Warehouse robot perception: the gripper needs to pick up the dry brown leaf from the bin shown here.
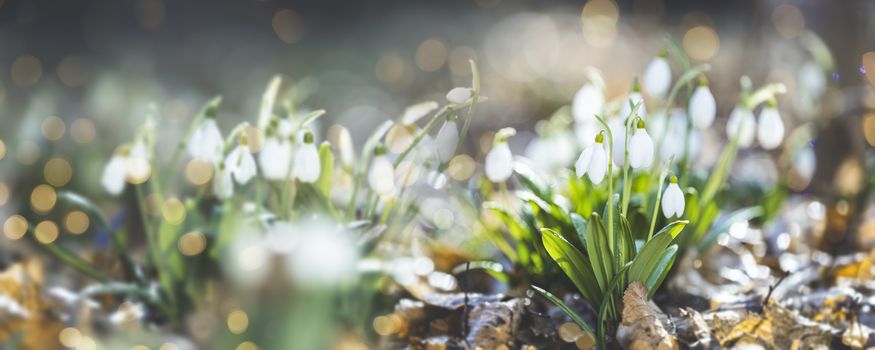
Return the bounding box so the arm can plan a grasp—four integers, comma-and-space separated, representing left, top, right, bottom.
707, 299, 834, 349
616, 282, 679, 350
0, 259, 63, 349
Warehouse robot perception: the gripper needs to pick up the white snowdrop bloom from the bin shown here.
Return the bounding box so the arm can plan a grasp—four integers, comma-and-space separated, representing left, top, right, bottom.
575, 132, 608, 184
642, 54, 671, 97
446, 87, 473, 104
292, 131, 321, 183
661, 176, 685, 218
572, 83, 605, 125
187, 118, 224, 163
213, 162, 234, 199
620, 83, 647, 120
484, 128, 516, 183
276, 118, 295, 139
757, 102, 785, 150
401, 101, 439, 124
225, 144, 257, 185
659, 110, 702, 161
259, 136, 293, 180
101, 155, 127, 195
689, 82, 717, 129
434, 118, 459, 163
333, 125, 356, 171
628, 119, 654, 169
525, 132, 577, 172
726, 105, 756, 148
369, 145, 396, 196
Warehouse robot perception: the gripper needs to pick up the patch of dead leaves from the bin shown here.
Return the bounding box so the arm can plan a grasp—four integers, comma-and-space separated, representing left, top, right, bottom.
0, 259, 63, 349
616, 282, 679, 350
707, 299, 835, 349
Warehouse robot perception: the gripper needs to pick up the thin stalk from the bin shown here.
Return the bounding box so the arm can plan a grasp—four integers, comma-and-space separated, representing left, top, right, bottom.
41, 240, 112, 282
648, 159, 673, 240
593, 115, 615, 258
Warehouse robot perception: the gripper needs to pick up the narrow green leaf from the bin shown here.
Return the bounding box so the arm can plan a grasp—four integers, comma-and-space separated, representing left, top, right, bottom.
315, 142, 334, 198
629, 220, 687, 283
541, 228, 601, 303
645, 245, 678, 298
585, 213, 613, 292
513, 160, 553, 201
531, 285, 595, 337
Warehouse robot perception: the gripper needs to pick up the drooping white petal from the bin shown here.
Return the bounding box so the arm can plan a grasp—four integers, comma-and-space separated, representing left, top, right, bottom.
485, 142, 513, 182
187, 119, 224, 163
587, 144, 607, 184
619, 92, 647, 120
214, 164, 234, 199
259, 138, 293, 180
662, 183, 684, 218
689, 86, 716, 129
572, 83, 605, 124
277, 119, 295, 139
757, 107, 785, 150
574, 144, 595, 178
434, 120, 459, 163
334, 126, 356, 170
642, 57, 671, 97
446, 87, 473, 104
101, 156, 127, 195
368, 155, 396, 196
292, 143, 321, 183
401, 101, 439, 125
629, 128, 654, 169
226, 145, 257, 185
726, 106, 756, 148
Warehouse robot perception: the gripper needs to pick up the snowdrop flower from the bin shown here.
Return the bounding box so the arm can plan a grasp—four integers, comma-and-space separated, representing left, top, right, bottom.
213, 162, 234, 199
689, 78, 717, 129
259, 127, 293, 180
659, 109, 702, 161
628, 119, 654, 169
661, 176, 685, 218
446, 87, 473, 104
525, 131, 577, 172
225, 134, 257, 185
620, 79, 647, 120
726, 105, 756, 148
292, 131, 321, 183
642, 51, 671, 97
575, 131, 608, 184
101, 154, 127, 195
368, 144, 396, 196
484, 128, 515, 183
434, 116, 459, 163
187, 117, 224, 163
572, 83, 605, 142
757, 100, 785, 150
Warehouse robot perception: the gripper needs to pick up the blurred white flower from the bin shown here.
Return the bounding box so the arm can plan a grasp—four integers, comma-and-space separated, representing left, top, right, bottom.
658, 109, 702, 161
757, 103, 785, 150
187, 118, 224, 163
798, 62, 826, 98
575, 132, 608, 184
101, 155, 127, 195
292, 131, 321, 183
434, 118, 459, 163
620, 84, 647, 120
689, 83, 716, 129
282, 221, 358, 287
572, 83, 605, 130
661, 176, 685, 218
369, 145, 396, 196
213, 162, 234, 199
401, 101, 439, 124
524, 131, 577, 172
259, 137, 293, 180
225, 144, 257, 185
484, 128, 515, 183
726, 105, 756, 148
642, 53, 671, 97
334, 125, 356, 171
446, 87, 473, 104
628, 119, 654, 169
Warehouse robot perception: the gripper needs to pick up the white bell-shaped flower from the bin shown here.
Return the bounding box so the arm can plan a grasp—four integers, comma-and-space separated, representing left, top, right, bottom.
726, 105, 756, 148
187, 118, 224, 163
620, 80, 647, 119
628, 119, 654, 169
484, 128, 515, 183
434, 118, 459, 163
225, 135, 257, 185
756, 101, 784, 150
101, 155, 127, 195
575, 132, 608, 184
661, 176, 685, 218
292, 131, 321, 183
446, 87, 473, 104
642, 53, 671, 97
368, 145, 396, 196
572, 83, 605, 125
689, 79, 716, 129
214, 162, 234, 199
259, 135, 293, 180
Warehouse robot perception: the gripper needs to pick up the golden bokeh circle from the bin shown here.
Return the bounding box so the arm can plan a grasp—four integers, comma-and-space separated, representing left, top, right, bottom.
227, 309, 249, 334
683, 25, 720, 61
178, 231, 207, 256
185, 160, 214, 186
161, 198, 186, 225
70, 118, 97, 144
42, 116, 66, 141
34, 220, 59, 244
4, 215, 28, 240
11, 55, 42, 86
64, 211, 90, 235
30, 184, 57, 213
44, 157, 73, 187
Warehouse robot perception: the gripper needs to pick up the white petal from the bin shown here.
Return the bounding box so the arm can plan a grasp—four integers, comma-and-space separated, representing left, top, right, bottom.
335, 126, 356, 170
757, 107, 784, 150
401, 101, 439, 125
572, 84, 604, 123
101, 156, 127, 195
277, 119, 295, 139
293, 143, 321, 183
588, 145, 607, 184
214, 166, 234, 199
726, 106, 756, 148
629, 129, 654, 169
188, 119, 224, 163
662, 183, 684, 218
672, 185, 685, 217
620, 92, 647, 119
446, 87, 472, 104
485, 143, 513, 182
259, 139, 293, 180
642, 57, 671, 97
228, 146, 257, 184
798, 62, 826, 98
369, 156, 396, 196
689, 86, 716, 129
575, 145, 595, 178
434, 120, 459, 163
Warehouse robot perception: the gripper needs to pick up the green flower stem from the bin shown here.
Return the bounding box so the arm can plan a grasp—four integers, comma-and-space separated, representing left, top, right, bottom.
593, 115, 615, 260
648, 159, 673, 240
39, 238, 112, 282
620, 103, 641, 217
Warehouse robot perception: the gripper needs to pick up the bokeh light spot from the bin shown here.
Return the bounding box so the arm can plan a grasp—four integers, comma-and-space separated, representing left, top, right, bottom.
11, 55, 42, 87
44, 157, 73, 187
161, 198, 186, 225
34, 220, 59, 244
273, 9, 303, 44
227, 309, 249, 334
42, 116, 66, 141
64, 210, 90, 235
683, 25, 720, 60
57, 55, 89, 87
0, 182, 8, 206
58, 327, 82, 348
772, 4, 805, 39
178, 231, 207, 256
185, 159, 214, 186
415, 38, 448, 72
70, 118, 97, 144
448, 154, 476, 181
30, 184, 57, 213
4, 215, 28, 240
